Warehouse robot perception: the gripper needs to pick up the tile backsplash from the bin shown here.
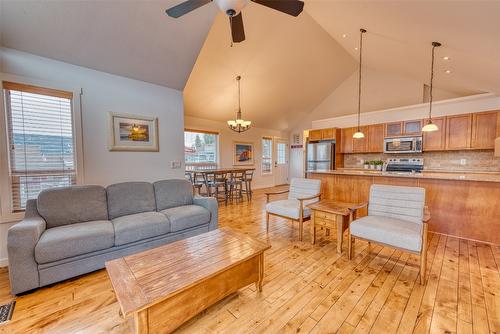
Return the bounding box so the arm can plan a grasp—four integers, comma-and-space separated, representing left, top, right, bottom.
343, 150, 500, 172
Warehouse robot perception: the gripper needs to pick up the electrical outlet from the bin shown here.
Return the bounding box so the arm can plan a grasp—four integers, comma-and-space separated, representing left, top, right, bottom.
460, 159, 467, 165
171, 161, 182, 169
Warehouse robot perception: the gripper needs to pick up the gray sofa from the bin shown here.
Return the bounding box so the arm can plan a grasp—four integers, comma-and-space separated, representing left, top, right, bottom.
7, 179, 217, 295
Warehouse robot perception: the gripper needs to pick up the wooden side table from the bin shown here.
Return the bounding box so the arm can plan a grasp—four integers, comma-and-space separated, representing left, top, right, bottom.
307, 200, 366, 253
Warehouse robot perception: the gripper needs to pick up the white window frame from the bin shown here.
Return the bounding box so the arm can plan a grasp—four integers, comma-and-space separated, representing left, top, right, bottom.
261, 137, 273, 175
184, 129, 220, 170
0, 76, 84, 223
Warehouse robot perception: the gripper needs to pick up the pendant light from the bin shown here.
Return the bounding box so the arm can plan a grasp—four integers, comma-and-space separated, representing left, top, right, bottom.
227, 75, 251, 133
353, 28, 367, 139
422, 41, 441, 132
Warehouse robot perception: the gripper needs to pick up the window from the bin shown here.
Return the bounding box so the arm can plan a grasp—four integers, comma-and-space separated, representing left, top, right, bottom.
277, 142, 287, 164
184, 129, 218, 170
261, 137, 272, 174
3, 82, 76, 211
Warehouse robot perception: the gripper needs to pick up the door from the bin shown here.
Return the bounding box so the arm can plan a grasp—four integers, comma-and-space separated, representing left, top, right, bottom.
274, 138, 289, 185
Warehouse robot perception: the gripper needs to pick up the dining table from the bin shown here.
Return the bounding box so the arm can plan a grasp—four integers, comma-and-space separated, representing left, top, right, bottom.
185, 167, 255, 198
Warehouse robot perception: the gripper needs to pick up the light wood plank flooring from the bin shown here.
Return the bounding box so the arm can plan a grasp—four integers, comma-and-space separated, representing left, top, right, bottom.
0, 186, 499, 333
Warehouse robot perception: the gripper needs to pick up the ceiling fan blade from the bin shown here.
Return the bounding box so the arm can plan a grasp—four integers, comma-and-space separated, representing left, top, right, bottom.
166, 0, 212, 18
251, 0, 304, 17
230, 12, 245, 43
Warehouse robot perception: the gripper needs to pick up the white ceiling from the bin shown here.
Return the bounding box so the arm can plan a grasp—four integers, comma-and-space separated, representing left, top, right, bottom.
305, 0, 499, 95
183, 3, 356, 131
0, 0, 217, 90
1, 1, 499, 131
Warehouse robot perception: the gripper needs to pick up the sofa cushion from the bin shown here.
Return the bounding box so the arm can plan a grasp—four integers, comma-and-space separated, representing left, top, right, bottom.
153, 179, 193, 211
161, 205, 210, 232
112, 211, 170, 246
107, 182, 156, 219
266, 199, 311, 220
350, 215, 423, 252
37, 185, 108, 228
35, 220, 114, 264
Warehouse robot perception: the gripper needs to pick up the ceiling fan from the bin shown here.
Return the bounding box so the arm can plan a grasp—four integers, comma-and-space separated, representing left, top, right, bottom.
166, 0, 304, 43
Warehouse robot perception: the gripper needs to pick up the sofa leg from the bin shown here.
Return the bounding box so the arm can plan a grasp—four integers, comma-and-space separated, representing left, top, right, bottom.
266, 212, 270, 233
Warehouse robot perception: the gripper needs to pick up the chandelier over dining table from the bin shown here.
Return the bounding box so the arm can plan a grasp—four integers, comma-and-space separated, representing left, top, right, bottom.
227, 75, 252, 133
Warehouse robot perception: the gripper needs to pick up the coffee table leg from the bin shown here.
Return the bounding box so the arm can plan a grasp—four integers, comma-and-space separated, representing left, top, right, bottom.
256, 253, 264, 292
134, 309, 149, 334
336, 214, 343, 253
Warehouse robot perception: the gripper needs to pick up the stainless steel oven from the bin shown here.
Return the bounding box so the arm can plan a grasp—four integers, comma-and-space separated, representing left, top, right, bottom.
384, 136, 423, 154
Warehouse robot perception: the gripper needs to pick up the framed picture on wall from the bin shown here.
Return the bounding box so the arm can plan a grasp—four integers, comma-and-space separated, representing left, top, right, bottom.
108, 112, 159, 151
233, 141, 254, 165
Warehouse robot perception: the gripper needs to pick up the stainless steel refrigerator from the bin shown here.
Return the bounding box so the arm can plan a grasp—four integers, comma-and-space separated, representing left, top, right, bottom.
306, 141, 335, 171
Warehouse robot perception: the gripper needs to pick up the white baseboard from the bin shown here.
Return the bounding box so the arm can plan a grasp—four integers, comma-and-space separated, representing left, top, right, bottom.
0, 258, 8, 268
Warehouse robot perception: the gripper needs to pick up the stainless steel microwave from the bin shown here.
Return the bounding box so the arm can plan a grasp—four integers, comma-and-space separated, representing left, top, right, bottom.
384, 136, 423, 153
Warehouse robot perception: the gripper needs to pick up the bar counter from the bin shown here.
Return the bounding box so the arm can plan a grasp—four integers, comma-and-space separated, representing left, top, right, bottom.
307, 169, 500, 244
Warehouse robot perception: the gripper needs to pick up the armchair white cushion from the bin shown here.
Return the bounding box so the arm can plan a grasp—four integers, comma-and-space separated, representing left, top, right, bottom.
265, 178, 321, 241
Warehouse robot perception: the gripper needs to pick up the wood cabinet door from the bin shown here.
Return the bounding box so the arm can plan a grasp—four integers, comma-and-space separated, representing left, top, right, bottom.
385, 122, 403, 137
321, 128, 336, 140
353, 126, 369, 153
368, 124, 384, 152
446, 114, 472, 150
471, 111, 498, 149
309, 129, 322, 142
404, 120, 422, 135
341, 127, 355, 153
423, 117, 446, 151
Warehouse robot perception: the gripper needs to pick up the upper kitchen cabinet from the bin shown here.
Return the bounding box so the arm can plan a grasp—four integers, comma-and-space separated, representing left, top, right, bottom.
309, 128, 336, 141
368, 124, 384, 152
385, 122, 403, 137
471, 111, 499, 149
308, 129, 322, 141
446, 114, 472, 150
341, 127, 356, 153
353, 126, 369, 153
403, 120, 423, 135
423, 117, 446, 151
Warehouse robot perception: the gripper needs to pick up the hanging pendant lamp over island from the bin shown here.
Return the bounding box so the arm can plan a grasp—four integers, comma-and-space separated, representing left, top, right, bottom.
422, 41, 442, 132
227, 75, 252, 133
353, 28, 367, 139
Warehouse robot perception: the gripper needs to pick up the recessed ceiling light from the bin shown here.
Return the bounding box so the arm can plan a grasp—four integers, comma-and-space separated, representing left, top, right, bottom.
342, 34, 348, 38
442, 56, 450, 60
445, 69, 452, 74
354, 47, 358, 51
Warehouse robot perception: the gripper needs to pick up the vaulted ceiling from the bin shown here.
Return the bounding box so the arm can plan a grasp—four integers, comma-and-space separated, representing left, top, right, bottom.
1, 1, 499, 131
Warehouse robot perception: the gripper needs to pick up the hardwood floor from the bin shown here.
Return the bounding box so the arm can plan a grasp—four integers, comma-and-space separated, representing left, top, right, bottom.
0, 186, 499, 333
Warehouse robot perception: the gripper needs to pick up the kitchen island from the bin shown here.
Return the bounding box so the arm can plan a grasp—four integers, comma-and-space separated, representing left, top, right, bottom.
307, 169, 500, 244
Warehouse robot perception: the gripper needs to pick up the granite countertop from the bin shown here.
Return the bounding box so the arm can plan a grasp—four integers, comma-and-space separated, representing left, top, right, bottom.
306, 169, 500, 183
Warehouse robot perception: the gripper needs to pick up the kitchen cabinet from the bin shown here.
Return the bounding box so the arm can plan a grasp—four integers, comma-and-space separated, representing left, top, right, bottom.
471, 111, 498, 149
341, 127, 356, 153
353, 126, 369, 153
404, 120, 423, 135
385, 122, 403, 137
309, 128, 336, 141
309, 129, 322, 141
423, 117, 446, 151
368, 124, 384, 152
446, 114, 472, 150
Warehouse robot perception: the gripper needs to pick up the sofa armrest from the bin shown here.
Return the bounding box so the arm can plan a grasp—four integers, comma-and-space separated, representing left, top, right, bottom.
7, 199, 46, 294
193, 196, 218, 231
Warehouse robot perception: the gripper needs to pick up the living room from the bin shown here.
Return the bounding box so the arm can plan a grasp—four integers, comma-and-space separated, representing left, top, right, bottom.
0, 1, 499, 333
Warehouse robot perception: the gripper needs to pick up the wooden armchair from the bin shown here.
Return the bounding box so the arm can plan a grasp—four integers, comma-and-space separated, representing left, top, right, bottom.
265, 178, 321, 241
347, 184, 431, 285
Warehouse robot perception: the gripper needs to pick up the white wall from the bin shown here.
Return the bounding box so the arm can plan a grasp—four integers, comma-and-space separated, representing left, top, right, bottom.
185, 116, 289, 189
0, 48, 186, 266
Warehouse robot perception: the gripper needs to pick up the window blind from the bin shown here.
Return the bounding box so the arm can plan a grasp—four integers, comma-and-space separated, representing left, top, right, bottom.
3, 82, 76, 211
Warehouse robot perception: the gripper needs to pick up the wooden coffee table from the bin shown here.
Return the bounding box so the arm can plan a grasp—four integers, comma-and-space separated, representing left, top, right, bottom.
307, 200, 366, 253
105, 227, 270, 334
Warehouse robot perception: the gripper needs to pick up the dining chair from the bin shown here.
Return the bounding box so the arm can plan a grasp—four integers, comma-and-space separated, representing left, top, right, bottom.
348, 184, 430, 284
207, 171, 228, 205
265, 178, 321, 241
227, 171, 244, 203
242, 170, 254, 201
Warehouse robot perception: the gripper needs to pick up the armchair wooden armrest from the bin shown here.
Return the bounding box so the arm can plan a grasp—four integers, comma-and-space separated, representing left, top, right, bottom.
423, 205, 431, 223
297, 193, 322, 202
265, 189, 289, 203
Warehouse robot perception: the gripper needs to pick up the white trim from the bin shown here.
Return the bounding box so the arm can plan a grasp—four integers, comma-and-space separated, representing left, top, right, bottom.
0, 73, 85, 219
312, 93, 500, 129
